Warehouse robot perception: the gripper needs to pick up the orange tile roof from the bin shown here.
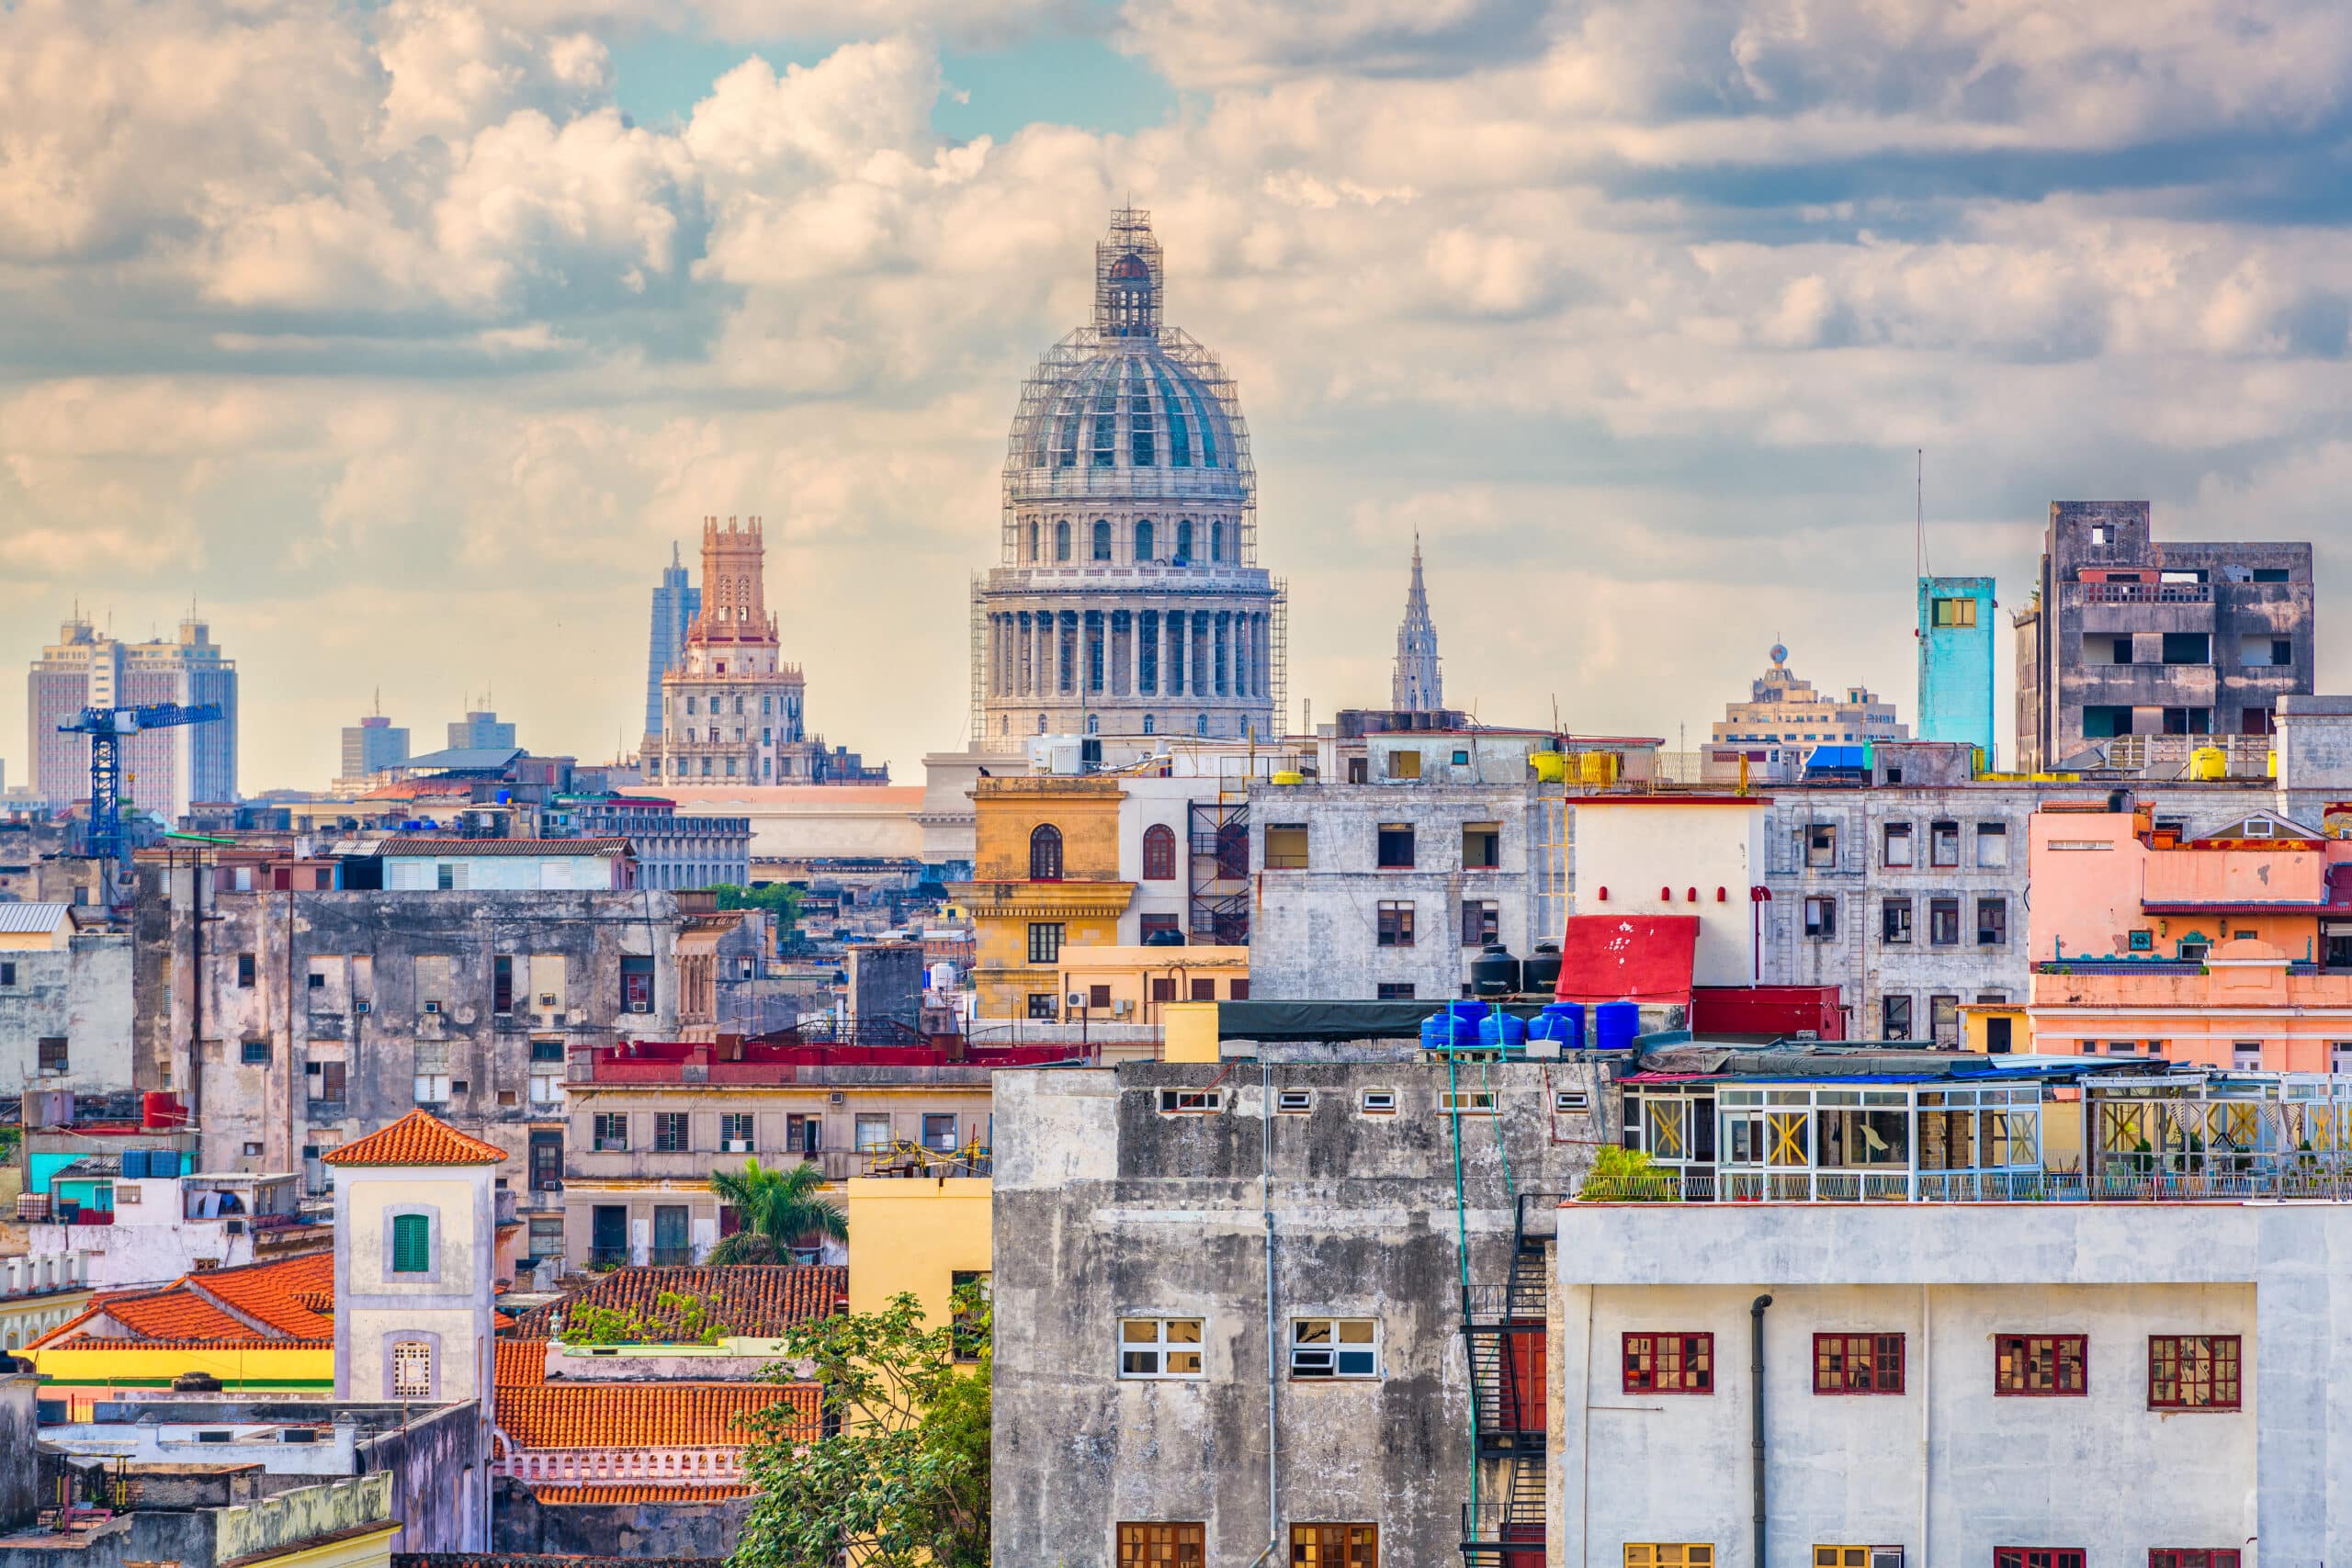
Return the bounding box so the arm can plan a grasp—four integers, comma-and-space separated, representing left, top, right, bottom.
196, 1252, 336, 1338
495, 1339, 548, 1388
28, 1252, 338, 1350
325, 1109, 506, 1167
529, 1485, 751, 1506
505, 1265, 845, 1342
493, 1383, 817, 1451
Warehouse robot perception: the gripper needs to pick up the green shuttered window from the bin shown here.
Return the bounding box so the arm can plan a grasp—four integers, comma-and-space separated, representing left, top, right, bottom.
391, 1213, 431, 1274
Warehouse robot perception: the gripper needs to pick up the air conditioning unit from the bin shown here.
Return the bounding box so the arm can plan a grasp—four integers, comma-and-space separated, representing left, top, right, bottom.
1112, 999, 1132, 1018
224, 1219, 246, 1235
422, 1000, 442, 1015
626, 1001, 650, 1014
355, 1000, 371, 1014
829, 1091, 846, 1107
1067, 992, 1085, 1009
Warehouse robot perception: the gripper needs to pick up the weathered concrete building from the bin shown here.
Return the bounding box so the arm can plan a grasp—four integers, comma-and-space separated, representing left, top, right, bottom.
991, 1047, 1602, 1565
130, 867, 684, 1213
0, 904, 131, 1090
2014, 500, 2316, 771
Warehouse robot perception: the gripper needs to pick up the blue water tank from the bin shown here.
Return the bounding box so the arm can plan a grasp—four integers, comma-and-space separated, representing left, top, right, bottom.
1594, 998, 1640, 1052
148, 1149, 180, 1179
1419, 1010, 1474, 1050
122, 1149, 147, 1179
1529, 1002, 1585, 1050
1477, 1010, 1528, 1050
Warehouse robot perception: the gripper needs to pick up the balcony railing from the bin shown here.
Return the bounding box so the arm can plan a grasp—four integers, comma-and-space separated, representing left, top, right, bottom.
1578, 1162, 2352, 1204
649, 1246, 696, 1267
2081, 581, 2213, 604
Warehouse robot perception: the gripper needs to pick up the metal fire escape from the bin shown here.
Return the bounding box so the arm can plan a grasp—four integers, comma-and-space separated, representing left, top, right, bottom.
1461, 1190, 1557, 1566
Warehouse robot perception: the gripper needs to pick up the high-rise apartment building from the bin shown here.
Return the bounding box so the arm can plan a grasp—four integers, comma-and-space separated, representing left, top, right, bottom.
1392, 536, 1442, 713
28, 615, 238, 817
2013, 501, 2315, 770
1917, 574, 1996, 757
447, 708, 517, 751
338, 711, 409, 788
643, 543, 701, 748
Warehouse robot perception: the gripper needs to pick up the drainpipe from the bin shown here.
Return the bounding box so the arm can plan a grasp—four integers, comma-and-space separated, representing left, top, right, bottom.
1750, 1294, 1772, 1568
1248, 1061, 1280, 1566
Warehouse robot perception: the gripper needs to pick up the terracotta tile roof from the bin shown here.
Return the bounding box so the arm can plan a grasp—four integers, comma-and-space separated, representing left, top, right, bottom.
528, 1485, 751, 1506
197, 1252, 336, 1338
505, 1265, 845, 1342
324, 1109, 506, 1167
397, 1557, 724, 1568
29, 1253, 340, 1350
493, 1383, 817, 1451
494, 1339, 548, 1388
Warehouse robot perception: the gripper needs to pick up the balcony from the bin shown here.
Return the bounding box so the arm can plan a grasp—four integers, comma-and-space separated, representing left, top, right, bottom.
2081, 580, 2212, 604
569, 1147, 865, 1183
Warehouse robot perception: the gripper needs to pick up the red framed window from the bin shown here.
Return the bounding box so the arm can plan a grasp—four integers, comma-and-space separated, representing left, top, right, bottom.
2150, 1553, 2240, 1568
1623, 1332, 1713, 1393
1995, 1553, 2084, 1568
2148, 1336, 2240, 1410
1994, 1334, 2086, 1396
1814, 1332, 1905, 1393
1141, 824, 1177, 881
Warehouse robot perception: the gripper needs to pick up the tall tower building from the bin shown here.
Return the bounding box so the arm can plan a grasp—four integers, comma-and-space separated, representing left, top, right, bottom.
29, 615, 238, 816
971, 208, 1285, 748
1393, 534, 1442, 712
644, 517, 815, 783
447, 708, 517, 751
1917, 575, 1996, 759
339, 707, 410, 788
643, 544, 701, 748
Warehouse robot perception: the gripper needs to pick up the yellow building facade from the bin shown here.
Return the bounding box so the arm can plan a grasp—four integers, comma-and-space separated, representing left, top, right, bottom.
844, 1178, 991, 1337
1056, 942, 1250, 1026
951, 775, 1134, 1020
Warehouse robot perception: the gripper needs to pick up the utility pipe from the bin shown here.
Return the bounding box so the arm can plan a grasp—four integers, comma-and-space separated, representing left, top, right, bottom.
1918, 1285, 1932, 1565
1750, 1294, 1773, 1568
1248, 1061, 1280, 1566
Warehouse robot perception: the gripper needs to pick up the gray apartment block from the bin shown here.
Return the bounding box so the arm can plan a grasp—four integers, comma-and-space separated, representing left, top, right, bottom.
1247, 779, 1567, 1002
2015, 501, 2315, 771
990, 1054, 1601, 1566
130, 869, 683, 1205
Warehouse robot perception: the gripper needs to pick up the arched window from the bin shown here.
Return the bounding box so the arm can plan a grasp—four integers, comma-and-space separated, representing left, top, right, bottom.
1142, 714, 1156, 735
1210, 520, 1224, 561
1028, 521, 1040, 561
1030, 824, 1064, 881
1092, 520, 1113, 561
1001, 716, 1010, 735
1037, 713, 1048, 734
1195, 713, 1209, 737
1142, 823, 1177, 881
1176, 519, 1193, 560
1135, 519, 1154, 560
1086, 714, 1101, 735
1055, 521, 1071, 562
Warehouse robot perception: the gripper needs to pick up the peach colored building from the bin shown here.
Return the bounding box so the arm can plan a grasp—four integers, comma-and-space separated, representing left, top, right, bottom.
2028, 799, 2352, 1069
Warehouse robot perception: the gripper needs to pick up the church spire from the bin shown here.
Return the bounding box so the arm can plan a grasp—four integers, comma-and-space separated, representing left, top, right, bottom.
1393, 533, 1442, 712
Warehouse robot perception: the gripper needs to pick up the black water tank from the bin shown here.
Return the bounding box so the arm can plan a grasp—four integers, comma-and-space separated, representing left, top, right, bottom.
1522, 942, 1563, 995
1470, 943, 1521, 998
172, 1372, 222, 1393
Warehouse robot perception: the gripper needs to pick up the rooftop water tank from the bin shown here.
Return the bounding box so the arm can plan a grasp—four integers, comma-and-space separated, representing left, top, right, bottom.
1578, 751, 1618, 787
1522, 942, 1563, 995
1477, 1008, 1528, 1050
1528, 1001, 1584, 1050
1470, 944, 1522, 998
1595, 998, 1640, 1052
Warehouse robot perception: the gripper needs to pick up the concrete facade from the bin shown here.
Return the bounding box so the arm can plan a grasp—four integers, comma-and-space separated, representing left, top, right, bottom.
0, 919, 131, 1091
130, 869, 684, 1204
1712, 644, 1905, 748
2015, 500, 2316, 771
1553, 1202, 2352, 1565
990, 1055, 1601, 1567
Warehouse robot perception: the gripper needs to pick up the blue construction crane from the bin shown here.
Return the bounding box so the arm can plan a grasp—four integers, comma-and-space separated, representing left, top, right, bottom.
58, 703, 224, 881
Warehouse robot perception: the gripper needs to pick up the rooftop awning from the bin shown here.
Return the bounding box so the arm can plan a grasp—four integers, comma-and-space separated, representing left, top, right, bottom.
1555, 914, 1699, 1005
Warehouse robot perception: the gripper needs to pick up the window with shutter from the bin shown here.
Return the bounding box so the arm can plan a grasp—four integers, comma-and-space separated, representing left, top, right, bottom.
390, 1213, 431, 1273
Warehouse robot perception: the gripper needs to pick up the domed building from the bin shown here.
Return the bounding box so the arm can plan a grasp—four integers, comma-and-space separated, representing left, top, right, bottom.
970, 209, 1285, 750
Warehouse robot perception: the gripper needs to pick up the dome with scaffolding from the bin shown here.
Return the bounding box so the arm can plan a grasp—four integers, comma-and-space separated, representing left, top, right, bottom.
970, 208, 1284, 750
1002, 208, 1254, 523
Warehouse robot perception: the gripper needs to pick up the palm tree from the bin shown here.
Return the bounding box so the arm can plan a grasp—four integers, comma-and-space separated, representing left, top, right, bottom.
705, 1156, 846, 1265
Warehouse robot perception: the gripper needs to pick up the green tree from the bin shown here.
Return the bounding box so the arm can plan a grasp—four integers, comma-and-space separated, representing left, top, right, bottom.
732, 1286, 989, 1568
713, 882, 802, 941
704, 1157, 847, 1266
1576, 1144, 1679, 1201
558, 1291, 733, 1347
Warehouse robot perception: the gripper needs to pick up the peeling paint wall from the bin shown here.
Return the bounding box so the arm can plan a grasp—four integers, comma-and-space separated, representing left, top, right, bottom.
991, 1056, 1603, 1567
0, 931, 131, 1090
489, 1482, 748, 1556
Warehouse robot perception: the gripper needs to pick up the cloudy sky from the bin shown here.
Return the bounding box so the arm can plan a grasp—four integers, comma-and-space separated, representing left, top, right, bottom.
7, 0, 2352, 790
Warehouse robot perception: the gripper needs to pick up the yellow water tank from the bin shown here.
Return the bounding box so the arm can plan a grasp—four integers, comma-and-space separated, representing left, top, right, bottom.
1578, 751, 1619, 787
1530, 751, 1567, 784
2189, 746, 2226, 781
1271, 771, 1305, 785
2267, 749, 2278, 779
